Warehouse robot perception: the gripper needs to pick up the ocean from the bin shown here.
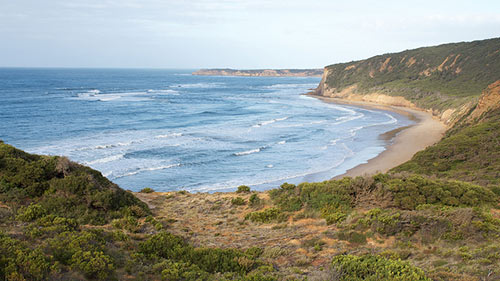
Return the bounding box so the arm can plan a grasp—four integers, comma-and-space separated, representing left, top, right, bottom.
0, 68, 414, 192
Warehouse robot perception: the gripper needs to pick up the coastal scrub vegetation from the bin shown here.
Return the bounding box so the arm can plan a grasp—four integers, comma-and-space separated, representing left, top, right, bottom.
322, 37, 500, 112
0, 141, 149, 225
331, 254, 431, 281
0, 142, 276, 280
2, 133, 500, 280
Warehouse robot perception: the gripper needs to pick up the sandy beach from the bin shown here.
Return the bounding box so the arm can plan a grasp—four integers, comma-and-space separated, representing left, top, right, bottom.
310, 96, 447, 179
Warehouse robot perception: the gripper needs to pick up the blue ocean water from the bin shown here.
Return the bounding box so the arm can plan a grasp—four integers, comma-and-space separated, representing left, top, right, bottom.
0, 68, 414, 192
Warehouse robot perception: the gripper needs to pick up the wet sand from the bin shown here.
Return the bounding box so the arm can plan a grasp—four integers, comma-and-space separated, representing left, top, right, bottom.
311, 96, 447, 179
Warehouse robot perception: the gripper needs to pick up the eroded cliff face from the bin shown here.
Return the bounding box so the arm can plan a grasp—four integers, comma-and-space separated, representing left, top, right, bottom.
314, 67, 478, 126
193, 68, 323, 77
313, 38, 500, 125
468, 80, 500, 121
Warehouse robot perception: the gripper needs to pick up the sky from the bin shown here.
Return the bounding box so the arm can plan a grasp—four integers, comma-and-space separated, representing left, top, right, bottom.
1, 0, 499, 69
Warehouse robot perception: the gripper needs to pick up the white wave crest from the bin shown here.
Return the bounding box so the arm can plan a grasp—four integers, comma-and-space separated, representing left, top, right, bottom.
329, 138, 340, 145
75, 140, 136, 151
172, 82, 224, 89
264, 83, 318, 89
155, 133, 183, 139
113, 163, 181, 179
252, 116, 288, 128
85, 154, 124, 165
332, 113, 364, 125
74, 90, 151, 102
277, 140, 286, 145
234, 148, 261, 156
148, 89, 179, 95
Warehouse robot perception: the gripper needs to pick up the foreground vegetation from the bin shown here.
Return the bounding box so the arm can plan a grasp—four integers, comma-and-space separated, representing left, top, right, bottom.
1, 38, 499, 280
3, 139, 499, 280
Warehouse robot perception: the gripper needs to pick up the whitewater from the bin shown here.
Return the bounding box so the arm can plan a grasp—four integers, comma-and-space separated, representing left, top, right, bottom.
0, 68, 414, 192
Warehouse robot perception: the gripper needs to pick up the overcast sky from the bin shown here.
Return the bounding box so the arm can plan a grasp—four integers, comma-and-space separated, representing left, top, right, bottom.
1, 0, 499, 69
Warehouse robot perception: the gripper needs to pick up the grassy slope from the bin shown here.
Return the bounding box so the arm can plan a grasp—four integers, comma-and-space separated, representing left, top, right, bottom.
323, 37, 500, 111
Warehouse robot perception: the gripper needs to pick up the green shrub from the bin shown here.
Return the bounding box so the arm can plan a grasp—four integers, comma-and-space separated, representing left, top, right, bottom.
16, 203, 46, 222
139, 232, 191, 261
140, 187, 154, 193
231, 197, 246, 206
47, 230, 106, 266
336, 231, 367, 245
140, 232, 262, 276
70, 250, 114, 280
159, 260, 210, 281
269, 180, 355, 214
249, 193, 261, 207
385, 175, 497, 210
112, 216, 140, 233
0, 233, 53, 280
245, 208, 286, 223
237, 185, 251, 193
332, 254, 430, 281
324, 211, 347, 225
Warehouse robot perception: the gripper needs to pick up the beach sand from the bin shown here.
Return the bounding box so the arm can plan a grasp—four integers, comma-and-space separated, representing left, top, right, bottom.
311, 96, 447, 179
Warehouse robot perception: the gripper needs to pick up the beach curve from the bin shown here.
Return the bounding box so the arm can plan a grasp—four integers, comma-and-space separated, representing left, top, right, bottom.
310, 96, 447, 179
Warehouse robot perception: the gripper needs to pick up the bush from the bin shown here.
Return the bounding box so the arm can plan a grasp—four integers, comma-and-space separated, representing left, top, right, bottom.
324, 211, 347, 225
332, 254, 430, 281
245, 208, 286, 223
159, 260, 210, 281
47, 230, 106, 266
0, 233, 53, 280
231, 197, 246, 206
70, 250, 114, 280
139, 232, 191, 261
140, 187, 154, 193
335, 231, 367, 244
249, 193, 261, 207
16, 203, 47, 222
111, 216, 140, 233
269, 180, 354, 213
385, 175, 497, 210
140, 232, 262, 276
237, 185, 251, 193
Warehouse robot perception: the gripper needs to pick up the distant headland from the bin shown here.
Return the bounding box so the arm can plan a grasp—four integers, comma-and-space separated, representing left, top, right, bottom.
192, 68, 323, 77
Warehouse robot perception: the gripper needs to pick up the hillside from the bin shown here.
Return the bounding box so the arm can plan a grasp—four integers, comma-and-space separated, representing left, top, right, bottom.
193, 68, 323, 77
1, 38, 500, 281
2, 141, 499, 280
314, 37, 500, 124
391, 79, 500, 188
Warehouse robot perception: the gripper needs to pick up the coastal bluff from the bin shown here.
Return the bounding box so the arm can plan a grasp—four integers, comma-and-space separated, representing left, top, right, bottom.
313, 37, 500, 125
193, 68, 323, 77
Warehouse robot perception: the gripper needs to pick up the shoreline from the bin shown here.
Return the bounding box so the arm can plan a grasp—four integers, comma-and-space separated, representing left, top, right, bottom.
309, 95, 447, 179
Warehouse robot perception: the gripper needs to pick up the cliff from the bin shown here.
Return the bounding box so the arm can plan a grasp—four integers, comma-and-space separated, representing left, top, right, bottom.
314, 37, 500, 125
193, 68, 323, 77
467, 79, 500, 121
